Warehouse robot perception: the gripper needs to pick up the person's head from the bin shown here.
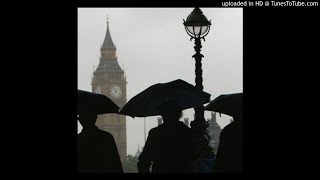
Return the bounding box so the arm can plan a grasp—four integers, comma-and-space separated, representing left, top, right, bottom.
160, 101, 183, 123
78, 111, 98, 129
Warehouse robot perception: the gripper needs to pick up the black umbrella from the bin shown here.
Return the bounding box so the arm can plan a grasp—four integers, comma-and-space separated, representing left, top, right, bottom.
205, 93, 243, 118
78, 90, 120, 115
119, 79, 211, 118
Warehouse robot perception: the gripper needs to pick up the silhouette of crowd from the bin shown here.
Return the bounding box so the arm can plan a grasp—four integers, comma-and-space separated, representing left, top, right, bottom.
78, 89, 243, 173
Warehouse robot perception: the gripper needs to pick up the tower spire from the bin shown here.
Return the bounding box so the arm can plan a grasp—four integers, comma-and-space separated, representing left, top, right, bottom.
101, 15, 116, 51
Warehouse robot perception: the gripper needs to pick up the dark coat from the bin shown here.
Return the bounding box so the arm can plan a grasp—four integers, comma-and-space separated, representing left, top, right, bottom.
78, 127, 123, 173
138, 121, 197, 173
215, 120, 243, 173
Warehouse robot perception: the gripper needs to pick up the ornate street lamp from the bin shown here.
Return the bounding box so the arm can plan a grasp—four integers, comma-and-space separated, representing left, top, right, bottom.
183, 7, 214, 162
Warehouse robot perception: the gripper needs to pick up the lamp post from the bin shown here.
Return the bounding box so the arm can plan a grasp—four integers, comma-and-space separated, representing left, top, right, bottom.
183, 7, 214, 159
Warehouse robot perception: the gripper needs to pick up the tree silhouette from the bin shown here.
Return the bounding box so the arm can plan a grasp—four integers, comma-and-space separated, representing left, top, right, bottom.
122, 155, 139, 173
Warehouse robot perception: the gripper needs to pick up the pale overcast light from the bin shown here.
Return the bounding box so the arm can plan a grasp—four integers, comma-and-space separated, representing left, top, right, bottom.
78, 8, 243, 156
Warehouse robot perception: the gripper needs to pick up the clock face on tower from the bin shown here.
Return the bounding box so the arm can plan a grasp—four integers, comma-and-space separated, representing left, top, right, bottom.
110, 85, 122, 99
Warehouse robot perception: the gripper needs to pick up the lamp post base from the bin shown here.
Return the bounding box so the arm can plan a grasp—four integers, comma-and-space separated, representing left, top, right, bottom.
190, 117, 216, 173
190, 115, 215, 156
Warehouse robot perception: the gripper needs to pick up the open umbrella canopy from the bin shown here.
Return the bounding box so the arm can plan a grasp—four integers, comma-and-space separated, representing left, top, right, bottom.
78, 90, 120, 115
205, 93, 243, 118
119, 79, 211, 118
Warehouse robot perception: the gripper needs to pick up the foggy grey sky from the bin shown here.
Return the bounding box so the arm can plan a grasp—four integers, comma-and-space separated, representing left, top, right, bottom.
78, 8, 243, 156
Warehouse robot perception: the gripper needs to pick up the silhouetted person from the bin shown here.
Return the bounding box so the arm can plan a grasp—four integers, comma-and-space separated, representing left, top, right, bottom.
137, 102, 197, 173
214, 113, 243, 173
78, 112, 123, 173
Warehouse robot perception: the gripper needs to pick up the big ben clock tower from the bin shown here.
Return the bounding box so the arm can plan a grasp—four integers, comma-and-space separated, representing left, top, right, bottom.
91, 18, 127, 161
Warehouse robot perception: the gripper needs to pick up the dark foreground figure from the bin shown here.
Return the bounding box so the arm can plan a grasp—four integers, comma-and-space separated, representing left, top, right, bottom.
138, 102, 197, 173
78, 112, 123, 173
215, 114, 243, 173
